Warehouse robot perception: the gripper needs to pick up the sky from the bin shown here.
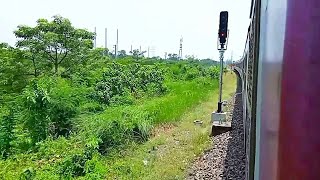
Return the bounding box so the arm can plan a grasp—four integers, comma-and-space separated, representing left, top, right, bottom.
0, 0, 251, 60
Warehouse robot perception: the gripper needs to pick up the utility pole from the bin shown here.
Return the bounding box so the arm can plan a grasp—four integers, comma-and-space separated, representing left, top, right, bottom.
179, 36, 183, 60
148, 46, 150, 58
140, 46, 142, 52
105, 28, 108, 51
231, 50, 233, 61
94, 27, 97, 48
114, 45, 117, 58
230, 50, 234, 65
149, 46, 156, 58
116, 29, 119, 56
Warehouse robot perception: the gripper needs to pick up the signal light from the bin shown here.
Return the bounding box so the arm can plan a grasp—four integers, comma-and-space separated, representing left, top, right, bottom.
219, 11, 228, 44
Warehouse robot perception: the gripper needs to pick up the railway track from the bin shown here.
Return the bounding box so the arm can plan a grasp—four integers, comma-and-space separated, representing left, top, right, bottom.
187, 77, 245, 180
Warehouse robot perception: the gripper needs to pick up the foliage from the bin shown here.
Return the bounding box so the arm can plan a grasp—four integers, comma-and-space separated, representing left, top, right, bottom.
0, 108, 16, 159
58, 146, 96, 178
0, 43, 30, 94
21, 77, 85, 145
21, 80, 51, 144
93, 62, 166, 105
130, 49, 147, 60
0, 15, 223, 179
19, 167, 36, 180
167, 53, 179, 60
14, 15, 95, 75
117, 50, 127, 58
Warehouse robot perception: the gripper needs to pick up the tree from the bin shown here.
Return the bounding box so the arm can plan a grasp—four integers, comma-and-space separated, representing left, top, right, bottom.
168, 53, 179, 60
87, 48, 107, 61
130, 49, 146, 60
118, 50, 127, 58
152, 56, 162, 60
14, 15, 95, 75
0, 43, 30, 93
185, 55, 198, 61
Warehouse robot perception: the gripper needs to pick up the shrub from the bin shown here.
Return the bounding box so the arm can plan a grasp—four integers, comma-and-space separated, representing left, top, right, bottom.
0, 108, 16, 159
21, 80, 51, 144
19, 167, 36, 180
58, 145, 98, 178
207, 66, 220, 79
94, 62, 166, 105
20, 77, 86, 144
97, 119, 132, 154
48, 78, 83, 138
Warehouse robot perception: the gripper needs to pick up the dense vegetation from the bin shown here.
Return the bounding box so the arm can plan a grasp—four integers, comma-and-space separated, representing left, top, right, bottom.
0, 15, 222, 179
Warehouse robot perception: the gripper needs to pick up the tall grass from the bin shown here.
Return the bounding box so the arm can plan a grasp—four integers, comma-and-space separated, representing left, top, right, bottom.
0, 77, 218, 179
76, 77, 218, 150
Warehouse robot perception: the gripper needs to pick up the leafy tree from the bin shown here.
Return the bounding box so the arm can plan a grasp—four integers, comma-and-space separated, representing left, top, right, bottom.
168, 53, 179, 60
14, 15, 95, 75
185, 55, 198, 61
86, 48, 108, 63
152, 56, 162, 60
117, 50, 127, 58
130, 49, 146, 60
0, 43, 29, 93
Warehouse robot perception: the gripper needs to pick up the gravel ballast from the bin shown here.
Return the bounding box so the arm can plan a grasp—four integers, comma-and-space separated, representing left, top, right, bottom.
187, 79, 245, 180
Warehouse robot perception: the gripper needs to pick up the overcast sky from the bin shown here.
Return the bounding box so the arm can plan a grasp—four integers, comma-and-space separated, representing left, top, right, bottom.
0, 0, 251, 60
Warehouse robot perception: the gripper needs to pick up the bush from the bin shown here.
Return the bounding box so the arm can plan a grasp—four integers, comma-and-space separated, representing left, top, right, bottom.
58, 144, 100, 178
21, 80, 51, 144
48, 78, 83, 138
0, 108, 15, 159
19, 167, 36, 180
20, 77, 86, 145
93, 62, 166, 105
207, 66, 220, 79
97, 119, 132, 154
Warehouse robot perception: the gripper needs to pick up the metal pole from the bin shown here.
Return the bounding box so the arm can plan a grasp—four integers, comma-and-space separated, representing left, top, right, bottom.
217, 49, 225, 112
94, 27, 97, 48
116, 29, 119, 58
117, 29, 119, 50
180, 37, 183, 60
105, 28, 108, 50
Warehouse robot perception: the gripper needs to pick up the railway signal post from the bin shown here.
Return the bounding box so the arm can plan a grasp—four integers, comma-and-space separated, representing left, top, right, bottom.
211, 11, 232, 136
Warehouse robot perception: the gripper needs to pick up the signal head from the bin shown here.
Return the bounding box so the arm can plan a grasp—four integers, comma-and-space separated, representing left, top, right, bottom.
219, 11, 228, 44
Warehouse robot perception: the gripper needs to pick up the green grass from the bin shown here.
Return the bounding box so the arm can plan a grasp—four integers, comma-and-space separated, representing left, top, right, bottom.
102, 72, 237, 180
0, 74, 229, 179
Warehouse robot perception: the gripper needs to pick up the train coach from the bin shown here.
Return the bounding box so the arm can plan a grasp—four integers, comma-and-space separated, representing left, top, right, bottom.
232, 0, 320, 179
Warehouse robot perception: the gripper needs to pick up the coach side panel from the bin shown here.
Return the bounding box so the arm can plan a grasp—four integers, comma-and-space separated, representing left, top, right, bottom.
254, 0, 287, 179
